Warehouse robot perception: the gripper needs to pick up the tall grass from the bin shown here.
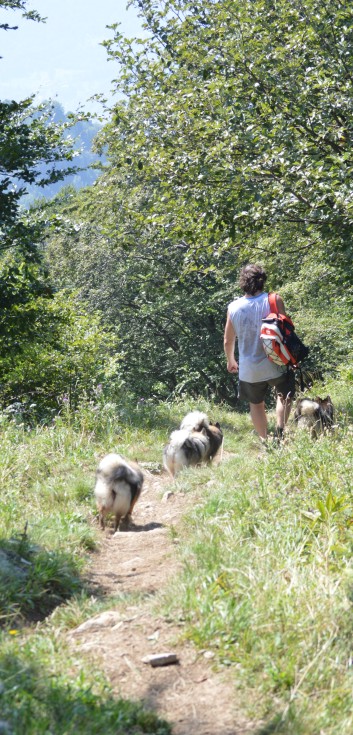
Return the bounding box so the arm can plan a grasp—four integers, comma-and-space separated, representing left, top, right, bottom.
0, 394, 188, 624
163, 381, 353, 733
0, 384, 352, 733
0, 395, 183, 734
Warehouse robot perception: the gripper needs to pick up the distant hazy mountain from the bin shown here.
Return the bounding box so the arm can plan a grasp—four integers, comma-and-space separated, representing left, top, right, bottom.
21, 101, 105, 206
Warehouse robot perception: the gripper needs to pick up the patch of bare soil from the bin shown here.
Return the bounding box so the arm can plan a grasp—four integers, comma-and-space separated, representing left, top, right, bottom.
69, 459, 255, 735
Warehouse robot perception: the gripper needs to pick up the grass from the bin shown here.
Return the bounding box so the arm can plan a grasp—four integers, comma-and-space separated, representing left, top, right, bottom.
162, 382, 353, 733
0, 395, 181, 734
0, 384, 353, 733
0, 632, 171, 734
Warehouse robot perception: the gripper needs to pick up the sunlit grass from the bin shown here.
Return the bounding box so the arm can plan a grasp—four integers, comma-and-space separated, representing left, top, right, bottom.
162, 393, 353, 733
0, 631, 172, 735
1, 388, 353, 733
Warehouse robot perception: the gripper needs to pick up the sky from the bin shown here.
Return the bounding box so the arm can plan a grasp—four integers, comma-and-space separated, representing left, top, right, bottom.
0, 0, 144, 113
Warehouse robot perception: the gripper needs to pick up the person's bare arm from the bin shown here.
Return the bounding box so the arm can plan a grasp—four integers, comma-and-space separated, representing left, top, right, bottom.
275, 294, 286, 314
224, 313, 238, 373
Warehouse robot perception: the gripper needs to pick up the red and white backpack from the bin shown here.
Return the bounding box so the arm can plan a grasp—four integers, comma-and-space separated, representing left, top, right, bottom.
260, 293, 309, 369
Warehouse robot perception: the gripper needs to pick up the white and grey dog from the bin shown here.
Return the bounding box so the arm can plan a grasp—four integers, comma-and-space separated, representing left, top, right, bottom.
163, 411, 223, 477
94, 453, 144, 532
294, 396, 334, 438
180, 410, 210, 432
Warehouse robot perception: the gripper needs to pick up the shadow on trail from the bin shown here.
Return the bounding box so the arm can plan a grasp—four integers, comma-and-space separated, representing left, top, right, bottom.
93, 521, 166, 537
254, 720, 282, 734
0, 533, 88, 627
121, 521, 165, 533
0, 650, 172, 735
142, 677, 240, 735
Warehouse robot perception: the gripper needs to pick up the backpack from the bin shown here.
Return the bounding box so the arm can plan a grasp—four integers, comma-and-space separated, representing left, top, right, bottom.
260, 293, 309, 369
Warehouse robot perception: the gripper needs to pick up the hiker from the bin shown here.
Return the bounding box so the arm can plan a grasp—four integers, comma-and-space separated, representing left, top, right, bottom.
223, 263, 295, 441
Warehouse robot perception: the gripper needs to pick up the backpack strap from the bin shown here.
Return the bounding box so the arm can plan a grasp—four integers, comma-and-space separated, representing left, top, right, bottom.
268, 291, 279, 314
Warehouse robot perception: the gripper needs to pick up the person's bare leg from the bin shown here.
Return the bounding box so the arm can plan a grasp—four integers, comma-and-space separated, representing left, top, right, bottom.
250, 401, 268, 439
276, 394, 292, 435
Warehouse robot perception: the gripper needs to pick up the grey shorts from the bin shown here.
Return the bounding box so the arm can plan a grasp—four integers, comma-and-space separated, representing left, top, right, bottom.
238, 369, 296, 404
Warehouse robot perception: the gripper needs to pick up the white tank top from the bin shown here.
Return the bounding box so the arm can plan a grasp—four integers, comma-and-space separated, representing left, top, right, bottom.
228, 292, 285, 382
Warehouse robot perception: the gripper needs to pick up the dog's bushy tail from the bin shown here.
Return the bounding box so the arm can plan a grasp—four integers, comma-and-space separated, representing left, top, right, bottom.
180, 411, 209, 432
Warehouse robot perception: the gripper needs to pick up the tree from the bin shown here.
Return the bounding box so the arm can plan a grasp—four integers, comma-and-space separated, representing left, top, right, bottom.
97, 0, 353, 270
41, 1, 353, 402
0, 1, 80, 250
0, 96, 80, 250
0, 2, 120, 415
96, 0, 353, 379
0, 0, 42, 32
0, 283, 121, 419
41, 182, 238, 402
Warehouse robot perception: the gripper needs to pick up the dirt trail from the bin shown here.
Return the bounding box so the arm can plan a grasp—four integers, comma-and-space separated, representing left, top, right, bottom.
69, 460, 254, 735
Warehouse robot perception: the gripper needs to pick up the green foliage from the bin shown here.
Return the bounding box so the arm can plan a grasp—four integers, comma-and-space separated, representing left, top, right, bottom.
22, 102, 104, 206
100, 0, 353, 260
0, 96, 78, 250
43, 191, 238, 401
4, 0, 353, 404
0, 387, 352, 732
280, 260, 353, 376
0, 2, 114, 416
37, 0, 353, 403
0, 260, 122, 419
0, 0, 43, 25
0, 414, 98, 624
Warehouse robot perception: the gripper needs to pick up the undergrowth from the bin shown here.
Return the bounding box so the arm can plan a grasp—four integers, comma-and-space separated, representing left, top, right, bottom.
0, 382, 352, 733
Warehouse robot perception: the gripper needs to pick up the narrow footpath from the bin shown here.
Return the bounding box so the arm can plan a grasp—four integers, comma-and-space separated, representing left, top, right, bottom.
68, 462, 256, 735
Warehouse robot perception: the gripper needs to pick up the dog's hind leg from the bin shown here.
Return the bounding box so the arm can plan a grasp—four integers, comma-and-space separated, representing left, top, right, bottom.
98, 507, 106, 530
164, 457, 176, 478
126, 481, 143, 523
125, 495, 140, 525
218, 438, 224, 464
113, 512, 123, 533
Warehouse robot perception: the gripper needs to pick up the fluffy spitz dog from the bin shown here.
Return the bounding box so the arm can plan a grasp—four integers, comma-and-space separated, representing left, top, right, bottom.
180, 410, 210, 432
94, 453, 144, 532
163, 411, 223, 477
294, 396, 334, 437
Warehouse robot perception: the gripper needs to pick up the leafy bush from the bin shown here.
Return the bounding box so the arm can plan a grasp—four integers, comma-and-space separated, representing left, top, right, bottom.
0, 285, 122, 421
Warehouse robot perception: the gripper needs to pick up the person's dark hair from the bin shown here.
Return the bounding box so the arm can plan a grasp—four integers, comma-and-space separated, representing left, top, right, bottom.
239, 264, 267, 295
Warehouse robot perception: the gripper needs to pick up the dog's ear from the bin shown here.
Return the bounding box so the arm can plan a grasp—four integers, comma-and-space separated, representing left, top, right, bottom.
214, 421, 221, 429
321, 396, 334, 414
316, 395, 331, 406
